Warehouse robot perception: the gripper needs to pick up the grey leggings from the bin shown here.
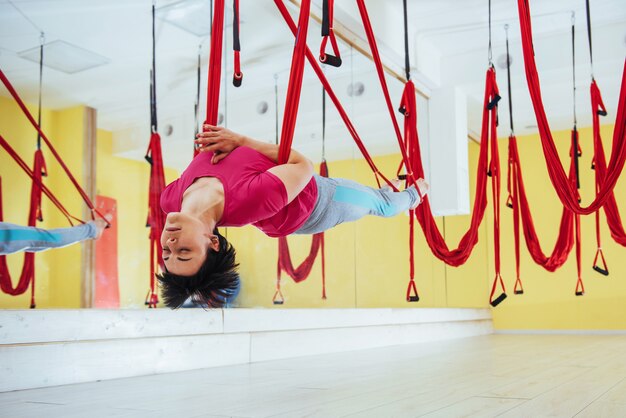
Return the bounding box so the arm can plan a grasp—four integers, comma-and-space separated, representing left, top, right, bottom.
294, 175, 420, 235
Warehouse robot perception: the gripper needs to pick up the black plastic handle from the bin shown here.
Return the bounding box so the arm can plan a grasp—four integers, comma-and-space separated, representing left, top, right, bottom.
273, 300, 284, 305
514, 289, 524, 295
233, 73, 243, 87
408, 295, 420, 302
597, 109, 607, 116
490, 292, 507, 307
145, 155, 153, 165
398, 106, 407, 115
487, 94, 501, 110
397, 174, 407, 180
575, 291, 584, 296
320, 54, 342, 67
592, 265, 609, 276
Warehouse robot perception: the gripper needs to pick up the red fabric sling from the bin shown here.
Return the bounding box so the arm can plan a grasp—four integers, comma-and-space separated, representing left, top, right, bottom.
0, 149, 47, 307
516, 0, 626, 215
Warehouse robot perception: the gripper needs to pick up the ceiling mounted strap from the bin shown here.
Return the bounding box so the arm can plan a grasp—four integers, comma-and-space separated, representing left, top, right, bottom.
487, 0, 493, 66
585, 0, 595, 79
36, 32, 44, 150
150, 3, 158, 133
319, 0, 342, 67
232, 0, 243, 86
504, 24, 514, 136
402, 0, 410, 81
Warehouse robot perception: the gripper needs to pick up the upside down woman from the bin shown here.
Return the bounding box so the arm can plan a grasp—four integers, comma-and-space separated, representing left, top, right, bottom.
158, 124, 429, 308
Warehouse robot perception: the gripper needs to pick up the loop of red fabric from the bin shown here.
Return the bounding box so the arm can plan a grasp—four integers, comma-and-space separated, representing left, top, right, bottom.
508, 135, 575, 272
276, 161, 328, 299
516, 0, 626, 215
0, 150, 48, 307
589, 80, 626, 247
145, 132, 166, 307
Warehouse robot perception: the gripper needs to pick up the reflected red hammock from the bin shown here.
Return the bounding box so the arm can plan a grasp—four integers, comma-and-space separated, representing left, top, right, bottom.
144, 132, 166, 308
0, 149, 46, 308
590, 80, 626, 247
275, 161, 329, 303
507, 135, 575, 273
517, 0, 626, 215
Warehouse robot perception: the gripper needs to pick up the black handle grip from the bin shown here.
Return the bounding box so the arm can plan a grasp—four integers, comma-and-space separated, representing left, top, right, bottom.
506, 202, 514, 209
398, 106, 407, 115
575, 291, 584, 296
514, 290, 524, 295
407, 295, 420, 302
145, 155, 153, 165
597, 109, 607, 116
233, 73, 243, 87
397, 174, 407, 180
591, 163, 595, 170
320, 54, 342, 67
490, 292, 507, 307
487, 94, 501, 110
273, 300, 284, 305
592, 265, 609, 276
30, 303, 36, 309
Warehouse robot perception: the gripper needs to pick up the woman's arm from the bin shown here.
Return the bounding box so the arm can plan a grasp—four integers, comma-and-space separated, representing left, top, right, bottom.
196, 125, 313, 203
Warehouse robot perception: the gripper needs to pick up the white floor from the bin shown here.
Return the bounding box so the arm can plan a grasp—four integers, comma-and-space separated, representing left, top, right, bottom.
1, 334, 625, 418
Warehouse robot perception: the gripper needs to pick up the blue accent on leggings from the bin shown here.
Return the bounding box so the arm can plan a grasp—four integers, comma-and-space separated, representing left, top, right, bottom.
0, 229, 61, 243
333, 186, 396, 217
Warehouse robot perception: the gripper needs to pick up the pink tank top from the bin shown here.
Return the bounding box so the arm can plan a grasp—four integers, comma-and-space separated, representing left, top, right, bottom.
160, 147, 317, 237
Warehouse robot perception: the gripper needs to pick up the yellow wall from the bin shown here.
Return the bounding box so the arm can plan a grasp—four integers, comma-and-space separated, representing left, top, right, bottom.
0, 96, 82, 308
491, 124, 626, 330
0, 96, 177, 308
96, 130, 178, 307
231, 143, 490, 309
2, 91, 624, 329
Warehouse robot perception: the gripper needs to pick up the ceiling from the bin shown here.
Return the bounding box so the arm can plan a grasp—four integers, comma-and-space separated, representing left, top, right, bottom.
1, 0, 625, 171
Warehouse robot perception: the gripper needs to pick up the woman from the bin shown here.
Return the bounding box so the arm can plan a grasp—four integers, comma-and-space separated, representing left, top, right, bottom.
158, 124, 428, 308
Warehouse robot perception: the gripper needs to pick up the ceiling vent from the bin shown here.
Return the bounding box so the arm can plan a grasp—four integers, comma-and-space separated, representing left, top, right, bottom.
157, 0, 213, 37
18, 40, 109, 74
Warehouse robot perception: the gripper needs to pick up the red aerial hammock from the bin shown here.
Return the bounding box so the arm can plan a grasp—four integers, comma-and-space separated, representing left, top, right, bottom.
358, 0, 505, 305
583, 0, 625, 281
144, 2, 166, 308
274, 87, 330, 304
0, 34, 108, 306
0, 34, 46, 308
516, 0, 626, 215
275, 0, 506, 304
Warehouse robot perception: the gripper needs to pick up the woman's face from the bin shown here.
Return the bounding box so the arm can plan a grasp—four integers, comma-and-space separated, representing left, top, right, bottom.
161, 212, 213, 276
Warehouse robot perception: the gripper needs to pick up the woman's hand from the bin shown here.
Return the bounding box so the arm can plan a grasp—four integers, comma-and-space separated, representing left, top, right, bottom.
195, 124, 245, 164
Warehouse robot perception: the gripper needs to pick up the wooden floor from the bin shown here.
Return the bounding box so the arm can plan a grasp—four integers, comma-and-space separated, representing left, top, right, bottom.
1, 334, 626, 418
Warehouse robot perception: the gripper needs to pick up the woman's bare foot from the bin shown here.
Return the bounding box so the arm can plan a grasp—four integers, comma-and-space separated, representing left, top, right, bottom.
410, 178, 429, 209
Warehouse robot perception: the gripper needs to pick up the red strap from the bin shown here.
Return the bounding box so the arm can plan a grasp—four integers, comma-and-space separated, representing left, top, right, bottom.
277, 0, 312, 164
589, 80, 626, 247
319, 0, 341, 66
0, 135, 82, 225
0, 150, 48, 307
275, 0, 390, 188
145, 132, 166, 307
516, 1, 626, 215
0, 69, 106, 224
232, 0, 243, 85
199, 0, 226, 160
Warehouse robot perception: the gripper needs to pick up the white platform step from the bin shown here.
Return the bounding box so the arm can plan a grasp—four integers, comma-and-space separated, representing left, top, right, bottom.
0, 308, 492, 392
